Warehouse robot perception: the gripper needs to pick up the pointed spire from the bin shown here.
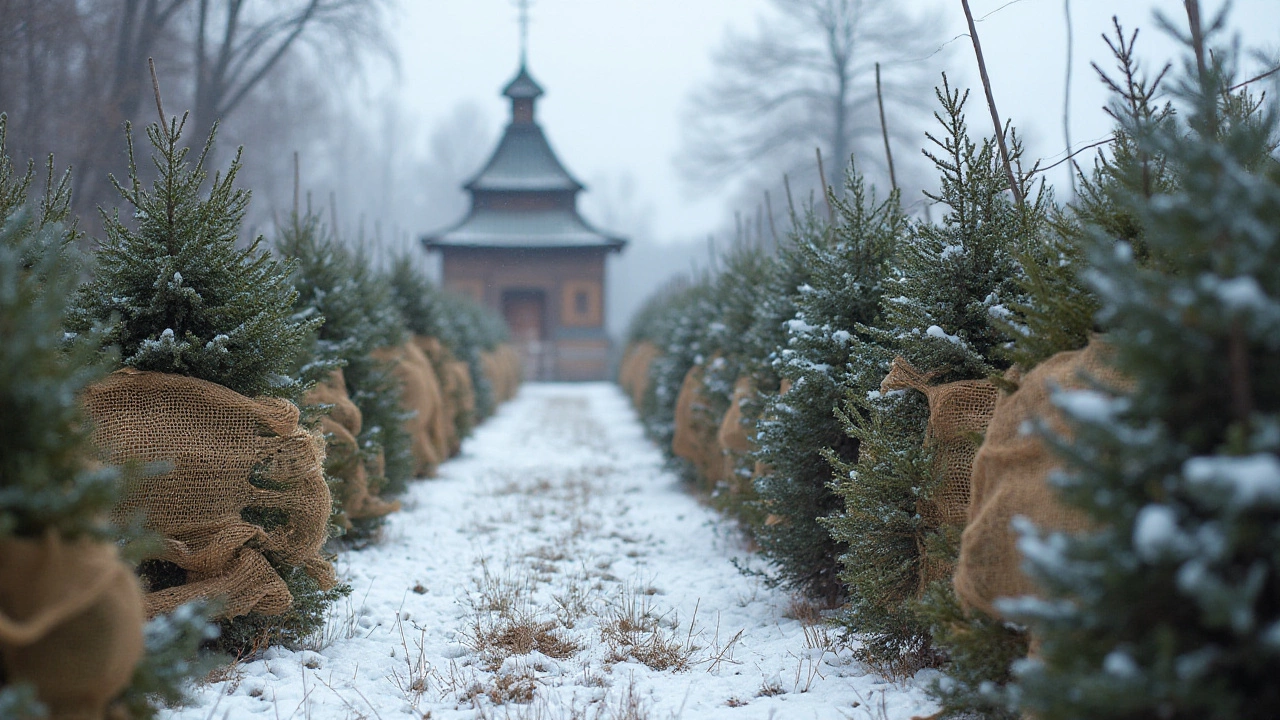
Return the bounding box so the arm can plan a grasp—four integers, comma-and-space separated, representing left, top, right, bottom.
517, 0, 531, 66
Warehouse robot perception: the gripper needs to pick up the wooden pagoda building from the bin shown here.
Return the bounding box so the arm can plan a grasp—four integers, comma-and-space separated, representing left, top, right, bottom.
422, 63, 626, 382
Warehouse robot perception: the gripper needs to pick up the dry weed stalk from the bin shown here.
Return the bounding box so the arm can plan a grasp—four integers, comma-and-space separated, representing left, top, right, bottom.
600, 587, 700, 672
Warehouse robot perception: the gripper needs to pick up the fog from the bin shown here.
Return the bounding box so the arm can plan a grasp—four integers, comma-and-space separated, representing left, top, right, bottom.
3, 0, 1277, 338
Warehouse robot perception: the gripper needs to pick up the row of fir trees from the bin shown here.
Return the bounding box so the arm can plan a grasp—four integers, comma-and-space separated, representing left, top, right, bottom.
0, 102, 512, 716
621, 17, 1280, 720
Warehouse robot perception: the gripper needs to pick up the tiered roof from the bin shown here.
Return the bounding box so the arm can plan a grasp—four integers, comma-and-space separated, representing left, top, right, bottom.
423, 64, 625, 251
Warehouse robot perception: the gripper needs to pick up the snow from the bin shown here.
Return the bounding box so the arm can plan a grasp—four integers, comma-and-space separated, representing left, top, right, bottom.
1053, 389, 1123, 424
787, 317, 816, 334
925, 325, 965, 347
164, 384, 936, 720
1204, 274, 1269, 312
1132, 504, 1186, 561
1184, 454, 1280, 509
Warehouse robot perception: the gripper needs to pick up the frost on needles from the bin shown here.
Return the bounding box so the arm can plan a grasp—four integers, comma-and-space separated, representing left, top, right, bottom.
1008, 32, 1280, 720
67, 114, 317, 401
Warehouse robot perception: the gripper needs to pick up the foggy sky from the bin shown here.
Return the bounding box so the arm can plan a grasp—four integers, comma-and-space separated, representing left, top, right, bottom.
383, 0, 1279, 334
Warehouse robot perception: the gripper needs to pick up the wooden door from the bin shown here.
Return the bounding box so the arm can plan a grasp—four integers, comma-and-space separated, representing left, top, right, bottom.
502, 290, 549, 380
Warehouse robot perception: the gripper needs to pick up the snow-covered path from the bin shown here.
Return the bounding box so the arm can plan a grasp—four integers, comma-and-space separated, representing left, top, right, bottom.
168, 383, 936, 719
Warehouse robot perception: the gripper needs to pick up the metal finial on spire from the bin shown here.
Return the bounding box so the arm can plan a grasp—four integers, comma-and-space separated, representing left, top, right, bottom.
515, 0, 532, 65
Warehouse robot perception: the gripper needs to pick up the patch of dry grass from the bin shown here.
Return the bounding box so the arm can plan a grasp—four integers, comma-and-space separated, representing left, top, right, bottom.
599, 586, 700, 672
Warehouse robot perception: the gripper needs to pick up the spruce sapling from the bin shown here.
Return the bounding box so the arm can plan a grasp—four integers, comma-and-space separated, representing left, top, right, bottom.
67, 116, 317, 401
0, 118, 214, 719
276, 210, 412, 514
1009, 25, 1280, 720
828, 78, 1044, 693
754, 168, 901, 601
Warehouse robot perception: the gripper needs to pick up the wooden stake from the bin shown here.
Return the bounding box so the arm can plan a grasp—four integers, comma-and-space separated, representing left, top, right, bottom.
1063, 0, 1076, 196
875, 62, 898, 193
815, 147, 834, 222
783, 174, 797, 222
764, 190, 779, 245
148, 58, 167, 135
1184, 0, 1208, 82
959, 0, 1023, 207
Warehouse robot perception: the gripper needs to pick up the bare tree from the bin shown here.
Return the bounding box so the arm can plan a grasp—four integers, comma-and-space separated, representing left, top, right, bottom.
188, 0, 391, 144
680, 0, 942, 194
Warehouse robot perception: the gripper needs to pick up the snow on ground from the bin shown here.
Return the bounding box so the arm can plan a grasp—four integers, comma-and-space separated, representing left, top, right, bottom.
166, 383, 938, 720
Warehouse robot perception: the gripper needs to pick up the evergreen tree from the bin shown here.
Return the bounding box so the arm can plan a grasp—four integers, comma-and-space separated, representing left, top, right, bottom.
0, 117, 212, 719
67, 116, 316, 401
753, 169, 902, 601
1004, 20, 1176, 370
275, 211, 412, 509
389, 253, 450, 341
700, 245, 776, 417
641, 277, 717, 452
1009, 32, 1280, 720
827, 78, 1044, 697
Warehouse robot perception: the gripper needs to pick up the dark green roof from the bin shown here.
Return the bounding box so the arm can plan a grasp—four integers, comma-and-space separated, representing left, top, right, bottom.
503, 65, 544, 99
465, 123, 583, 193
423, 207, 625, 250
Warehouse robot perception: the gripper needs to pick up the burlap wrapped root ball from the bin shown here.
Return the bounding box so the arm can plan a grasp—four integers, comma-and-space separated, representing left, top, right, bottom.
955, 339, 1126, 618
410, 336, 454, 462
0, 532, 145, 720
618, 342, 660, 410
303, 370, 400, 529
83, 369, 337, 620
413, 336, 476, 459
372, 341, 445, 478
672, 363, 728, 487
481, 344, 522, 405
880, 356, 1000, 595
716, 376, 756, 493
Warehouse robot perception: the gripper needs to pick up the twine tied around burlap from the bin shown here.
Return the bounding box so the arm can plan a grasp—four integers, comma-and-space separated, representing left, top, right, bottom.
880, 356, 1000, 596
303, 369, 400, 529
954, 339, 1127, 618
672, 363, 728, 487
0, 531, 145, 720
83, 369, 336, 620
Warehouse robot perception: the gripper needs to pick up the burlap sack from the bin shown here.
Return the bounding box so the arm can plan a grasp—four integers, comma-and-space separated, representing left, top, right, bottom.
443, 360, 476, 455
411, 336, 455, 461
716, 377, 756, 493
0, 532, 144, 720
83, 369, 336, 619
303, 370, 399, 528
672, 364, 727, 486
482, 345, 522, 404
618, 342, 660, 410
881, 357, 1000, 594
373, 341, 444, 478
499, 344, 523, 401
414, 336, 475, 458
955, 339, 1125, 618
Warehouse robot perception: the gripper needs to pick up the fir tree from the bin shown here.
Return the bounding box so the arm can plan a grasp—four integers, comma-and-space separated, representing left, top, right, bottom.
1009, 31, 1280, 720
0, 119, 212, 719
1004, 20, 1177, 370
827, 78, 1044, 697
753, 169, 902, 601
642, 277, 718, 453
67, 116, 316, 401
275, 210, 412, 509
